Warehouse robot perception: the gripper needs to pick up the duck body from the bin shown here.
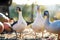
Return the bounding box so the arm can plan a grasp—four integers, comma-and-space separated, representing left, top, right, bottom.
13, 12, 27, 32
32, 12, 45, 33
45, 20, 60, 34
44, 11, 60, 34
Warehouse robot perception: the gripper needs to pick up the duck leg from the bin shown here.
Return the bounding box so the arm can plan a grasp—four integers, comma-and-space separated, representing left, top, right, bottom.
42, 31, 44, 38
19, 33, 22, 39
41, 29, 44, 38
19, 32, 24, 39
34, 32, 37, 40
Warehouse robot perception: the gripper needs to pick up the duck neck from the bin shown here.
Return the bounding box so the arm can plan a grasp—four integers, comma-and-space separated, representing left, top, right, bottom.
18, 12, 23, 20
37, 11, 42, 16
45, 16, 50, 26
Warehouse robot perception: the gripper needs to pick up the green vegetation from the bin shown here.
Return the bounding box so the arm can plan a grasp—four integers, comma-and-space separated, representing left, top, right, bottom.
9, 2, 60, 22
9, 3, 34, 22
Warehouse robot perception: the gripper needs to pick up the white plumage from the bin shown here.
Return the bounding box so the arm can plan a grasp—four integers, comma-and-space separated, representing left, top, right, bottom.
44, 11, 60, 40
32, 12, 45, 33
12, 12, 27, 32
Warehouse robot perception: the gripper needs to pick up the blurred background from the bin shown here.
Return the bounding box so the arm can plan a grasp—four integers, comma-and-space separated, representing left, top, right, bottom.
0, 0, 60, 23
9, 0, 60, 23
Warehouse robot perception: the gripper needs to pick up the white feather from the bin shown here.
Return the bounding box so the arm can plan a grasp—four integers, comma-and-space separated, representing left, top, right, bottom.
32, 12, 45, 32
13, 12, 27, 32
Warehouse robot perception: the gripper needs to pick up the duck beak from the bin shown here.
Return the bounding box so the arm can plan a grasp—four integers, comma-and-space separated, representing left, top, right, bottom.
43, 14, 47, 19
44, 16, 47, 19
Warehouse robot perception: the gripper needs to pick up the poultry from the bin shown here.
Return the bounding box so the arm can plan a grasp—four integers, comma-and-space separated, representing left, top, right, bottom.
32, 6, 45, 38
12, 7, 27, 39
44, 10, 60, 40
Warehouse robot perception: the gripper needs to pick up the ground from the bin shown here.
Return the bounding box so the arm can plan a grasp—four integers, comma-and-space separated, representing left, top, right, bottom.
0, 25, 58, 40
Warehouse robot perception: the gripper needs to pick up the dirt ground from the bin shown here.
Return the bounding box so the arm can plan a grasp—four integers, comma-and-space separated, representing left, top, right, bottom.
0, 25, 58, 40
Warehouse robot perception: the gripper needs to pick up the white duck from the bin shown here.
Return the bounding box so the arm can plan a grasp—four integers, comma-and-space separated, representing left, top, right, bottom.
32, 6, 45, 38
12, 7, 27, 38
44, 10, 60, 40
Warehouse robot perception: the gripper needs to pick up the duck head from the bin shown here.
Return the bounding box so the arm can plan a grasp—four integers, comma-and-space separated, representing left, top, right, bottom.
44, 10, 49, 19
44, 10, 50, 26
37, 6, 41, 14
16, 7, 22, 13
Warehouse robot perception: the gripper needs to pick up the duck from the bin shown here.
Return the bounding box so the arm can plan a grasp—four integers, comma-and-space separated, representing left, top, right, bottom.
12, 7, 27, 38
32, 6, 45, 38
44, 10, 60, 40
13, 12, 27, 32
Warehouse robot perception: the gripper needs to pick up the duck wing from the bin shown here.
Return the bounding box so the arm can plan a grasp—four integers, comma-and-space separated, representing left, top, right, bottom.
49, 20, 60, 31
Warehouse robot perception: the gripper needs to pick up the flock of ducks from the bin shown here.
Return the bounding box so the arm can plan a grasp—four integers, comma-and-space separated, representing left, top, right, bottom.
0, 6, 60, 40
